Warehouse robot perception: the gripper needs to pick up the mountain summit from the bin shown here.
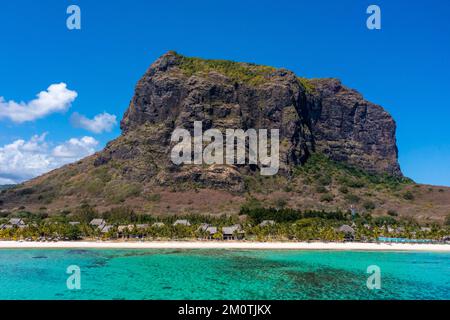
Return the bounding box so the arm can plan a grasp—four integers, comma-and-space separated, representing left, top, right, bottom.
121, 51, 401, 176
2, 52, 448, 221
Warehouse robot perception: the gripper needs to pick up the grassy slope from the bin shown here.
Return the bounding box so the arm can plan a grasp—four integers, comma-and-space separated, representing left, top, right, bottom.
1, 153, 449, 224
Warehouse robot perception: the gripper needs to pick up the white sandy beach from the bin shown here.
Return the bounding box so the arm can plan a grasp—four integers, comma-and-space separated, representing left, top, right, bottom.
0, 240, 449, 252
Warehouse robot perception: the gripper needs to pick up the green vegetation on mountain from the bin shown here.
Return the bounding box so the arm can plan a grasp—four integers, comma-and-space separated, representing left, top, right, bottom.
294, 154, 412, 190
297, 77, 315, 94
176, 52, 277, 85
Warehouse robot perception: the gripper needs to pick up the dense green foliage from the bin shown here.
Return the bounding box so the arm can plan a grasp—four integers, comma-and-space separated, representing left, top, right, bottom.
290, 153, 417, 209
295, 153, 412, 190
0, 204, 448, 242
177, 53, 277, 86
175, 52, 317, 93
240, 206, 347, 223
297, 77, 315, 94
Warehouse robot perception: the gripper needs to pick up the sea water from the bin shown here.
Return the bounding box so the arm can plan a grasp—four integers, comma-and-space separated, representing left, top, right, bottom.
0, 249, 448, 300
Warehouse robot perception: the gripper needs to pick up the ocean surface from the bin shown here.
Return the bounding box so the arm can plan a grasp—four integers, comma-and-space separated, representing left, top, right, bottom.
0, 249, 449, 300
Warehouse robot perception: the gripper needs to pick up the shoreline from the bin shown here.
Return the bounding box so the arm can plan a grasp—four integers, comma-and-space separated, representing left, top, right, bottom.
0, 241, 449, 252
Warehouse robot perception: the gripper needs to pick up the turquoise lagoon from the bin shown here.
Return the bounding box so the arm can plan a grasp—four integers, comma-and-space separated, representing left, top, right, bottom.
0, 249, 449, 300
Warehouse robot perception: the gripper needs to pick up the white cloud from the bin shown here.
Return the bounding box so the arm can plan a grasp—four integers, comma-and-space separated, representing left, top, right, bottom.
71, 112, 117, 134
0, 177, 16, 185
53, 136, 98, 158
0, 134, 98, 184
0, 83, 78, 123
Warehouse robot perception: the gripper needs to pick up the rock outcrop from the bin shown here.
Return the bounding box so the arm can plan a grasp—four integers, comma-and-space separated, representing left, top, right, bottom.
309, 78, 400, 176
117, 51, 401, 179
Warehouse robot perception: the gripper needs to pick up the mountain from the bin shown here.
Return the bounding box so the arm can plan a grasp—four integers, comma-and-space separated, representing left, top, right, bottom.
1, 51, 449, 222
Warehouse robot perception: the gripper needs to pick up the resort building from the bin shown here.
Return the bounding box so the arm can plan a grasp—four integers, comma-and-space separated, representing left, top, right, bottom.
90, 219, 106, 230
205, 227, 218, 239
9, 218, 25, 227
2, 218, 28, 229
152, 222, 165, 227
337, 224, 355, 241
101, 225, 114, 233
195, 223, 219, 239
173, 219, 191, 226
198, 223, 210, 232
135, 224, 149, 230
259, 220, 276, 227
222, 224, 244, 240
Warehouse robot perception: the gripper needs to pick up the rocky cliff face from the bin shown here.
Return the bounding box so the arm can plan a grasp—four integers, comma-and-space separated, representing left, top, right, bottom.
308, 78, 400, 176
116, 51, 401, 179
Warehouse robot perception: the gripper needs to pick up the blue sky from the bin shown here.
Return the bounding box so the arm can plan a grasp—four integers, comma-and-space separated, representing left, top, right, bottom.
0, 0, 449, 186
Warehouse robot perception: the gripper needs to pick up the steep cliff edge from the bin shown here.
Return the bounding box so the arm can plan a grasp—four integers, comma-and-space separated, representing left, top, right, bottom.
118, 51, 401, 176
